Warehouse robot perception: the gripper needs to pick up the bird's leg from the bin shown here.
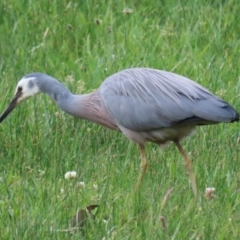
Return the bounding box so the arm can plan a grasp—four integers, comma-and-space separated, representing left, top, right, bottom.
134, 144, 148, 191
174, 140, 197, 198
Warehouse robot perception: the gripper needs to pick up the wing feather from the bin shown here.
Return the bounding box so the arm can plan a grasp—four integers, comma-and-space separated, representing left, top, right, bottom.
99, 68, 238, 131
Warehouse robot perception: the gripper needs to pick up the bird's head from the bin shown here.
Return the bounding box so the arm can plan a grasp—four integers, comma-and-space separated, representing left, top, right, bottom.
0, 75, 40, 123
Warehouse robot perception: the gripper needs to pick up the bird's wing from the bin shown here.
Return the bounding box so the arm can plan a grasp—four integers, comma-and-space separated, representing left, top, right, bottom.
99, 68, 237, 131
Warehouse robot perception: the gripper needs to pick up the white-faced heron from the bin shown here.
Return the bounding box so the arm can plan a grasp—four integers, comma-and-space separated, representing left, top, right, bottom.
0, 68, 238, 197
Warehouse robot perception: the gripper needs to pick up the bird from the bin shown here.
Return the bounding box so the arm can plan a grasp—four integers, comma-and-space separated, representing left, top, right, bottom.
0, 68, 238, 197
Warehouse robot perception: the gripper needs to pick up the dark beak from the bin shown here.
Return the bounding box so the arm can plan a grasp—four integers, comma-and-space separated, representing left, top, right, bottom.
0, 91, 22, 123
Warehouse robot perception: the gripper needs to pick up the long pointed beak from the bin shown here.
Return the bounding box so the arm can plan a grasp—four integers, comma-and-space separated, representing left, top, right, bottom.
0, 91, 22, 123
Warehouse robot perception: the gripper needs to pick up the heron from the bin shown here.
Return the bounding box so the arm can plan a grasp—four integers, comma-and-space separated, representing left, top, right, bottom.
0, 68, 238, 197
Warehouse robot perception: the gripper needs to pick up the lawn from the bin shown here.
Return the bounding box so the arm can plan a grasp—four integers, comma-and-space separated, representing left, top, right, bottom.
0, 0, 240, 239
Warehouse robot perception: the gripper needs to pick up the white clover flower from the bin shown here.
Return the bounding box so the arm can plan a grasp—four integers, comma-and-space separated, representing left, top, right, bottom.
205, 187, 216, 200
93, 184, 98, 190
64, 171, 77, 179
60, 188, 64, 193
76, 181, 85, 188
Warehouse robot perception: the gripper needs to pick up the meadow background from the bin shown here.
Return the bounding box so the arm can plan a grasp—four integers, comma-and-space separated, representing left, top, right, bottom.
0, 0, 240, 239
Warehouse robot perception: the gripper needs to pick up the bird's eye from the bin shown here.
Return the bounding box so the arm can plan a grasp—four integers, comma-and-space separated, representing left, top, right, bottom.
18, 86, 23, 92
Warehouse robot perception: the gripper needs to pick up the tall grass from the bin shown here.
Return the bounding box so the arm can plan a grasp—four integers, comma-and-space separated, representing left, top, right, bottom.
0, 0, 240, 239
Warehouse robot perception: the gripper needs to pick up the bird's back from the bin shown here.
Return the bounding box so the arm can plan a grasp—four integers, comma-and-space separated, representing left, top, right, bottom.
99, 68, 239, 132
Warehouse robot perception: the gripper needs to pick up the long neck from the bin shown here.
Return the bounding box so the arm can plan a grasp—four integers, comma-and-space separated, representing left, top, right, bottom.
38, 76, 72, 101
67, 91, 117, 129
37, 76, 117, 130
57, 91, 117, 130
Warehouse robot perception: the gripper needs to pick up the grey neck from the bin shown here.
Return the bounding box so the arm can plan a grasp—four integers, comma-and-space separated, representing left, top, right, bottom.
37, 76, 72, 102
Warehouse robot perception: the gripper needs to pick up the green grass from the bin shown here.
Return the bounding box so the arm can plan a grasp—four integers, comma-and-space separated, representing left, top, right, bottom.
0, 0, 240, 239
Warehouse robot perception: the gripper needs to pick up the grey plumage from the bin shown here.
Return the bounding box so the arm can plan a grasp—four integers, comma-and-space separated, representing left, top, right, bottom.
0, 68, 238, 197
100, 68, 237, 131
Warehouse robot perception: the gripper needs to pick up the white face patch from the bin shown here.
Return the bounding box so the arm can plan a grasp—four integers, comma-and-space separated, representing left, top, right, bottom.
15, 76, 40, 103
